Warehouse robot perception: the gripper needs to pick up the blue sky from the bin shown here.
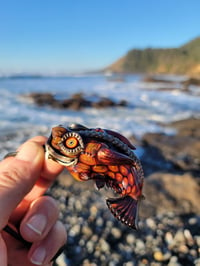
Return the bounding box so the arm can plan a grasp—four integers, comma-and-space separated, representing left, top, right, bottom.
0, 0, 200, 74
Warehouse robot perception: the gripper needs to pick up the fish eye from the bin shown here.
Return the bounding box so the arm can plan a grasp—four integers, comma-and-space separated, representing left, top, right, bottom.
57, 131, 84, 157
65, 137, 79, 148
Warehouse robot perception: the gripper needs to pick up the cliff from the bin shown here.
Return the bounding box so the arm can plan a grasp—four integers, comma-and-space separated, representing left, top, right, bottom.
106, 37, 200, 75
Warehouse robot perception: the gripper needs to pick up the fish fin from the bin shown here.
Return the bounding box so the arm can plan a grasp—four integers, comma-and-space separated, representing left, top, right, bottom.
104, 129, 136, 150
97, 147, 133, 165
94, 179, 106, 190
106, 195, 139, 229
92, 174, 106, 190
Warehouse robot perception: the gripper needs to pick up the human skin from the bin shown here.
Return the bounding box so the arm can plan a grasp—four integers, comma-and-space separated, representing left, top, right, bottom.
0, 136, 66, 266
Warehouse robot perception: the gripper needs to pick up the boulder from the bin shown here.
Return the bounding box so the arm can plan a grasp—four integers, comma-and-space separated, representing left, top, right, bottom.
141, 118, 200, 173
141, 172, 200, 217
23, 92, 128, 110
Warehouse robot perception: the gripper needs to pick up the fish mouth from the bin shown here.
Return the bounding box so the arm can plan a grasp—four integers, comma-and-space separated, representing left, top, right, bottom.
45, 144, 78, 166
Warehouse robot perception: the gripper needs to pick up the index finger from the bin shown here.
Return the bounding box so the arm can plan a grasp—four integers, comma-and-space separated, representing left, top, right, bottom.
9, 136, 65, 222
19, 136, 64, 201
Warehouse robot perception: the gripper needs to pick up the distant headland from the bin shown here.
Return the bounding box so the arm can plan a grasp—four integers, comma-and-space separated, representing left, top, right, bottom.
105, 36, 200, 76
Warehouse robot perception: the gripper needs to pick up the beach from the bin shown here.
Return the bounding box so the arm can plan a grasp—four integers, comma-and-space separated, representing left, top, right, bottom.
0, 74, 199, 265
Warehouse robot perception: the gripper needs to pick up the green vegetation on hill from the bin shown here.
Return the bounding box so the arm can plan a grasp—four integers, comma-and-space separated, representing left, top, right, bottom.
107, 37, 200, 75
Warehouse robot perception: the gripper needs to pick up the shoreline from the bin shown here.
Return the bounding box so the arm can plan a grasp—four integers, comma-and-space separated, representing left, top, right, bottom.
0, 117, 199, 265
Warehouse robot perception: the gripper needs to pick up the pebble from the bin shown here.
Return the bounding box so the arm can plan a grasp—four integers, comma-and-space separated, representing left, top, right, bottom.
96, 217, 104, 227
135, 239, 145, 253
111, 227, 122, 239
174, 229, 185, 243
86, 240, 95, 253
99, 238, 110, 253
68, 224, 81, 237
74, 199, 82, 211
49, 175, 199, 266
168, 256, 181, 266
123, 262, 134, 266
184, 229, 194, 245
178, 244, 189, 253
82, 225, 93, 238
55, 253, 67, 266
165, 231, 173, 245
194, 258, 200, 266
90, 205, 98, 216
195, 235, 200, 246
153, 250, 164, 261
126, 234, 135, 245
146, 217, 156, 230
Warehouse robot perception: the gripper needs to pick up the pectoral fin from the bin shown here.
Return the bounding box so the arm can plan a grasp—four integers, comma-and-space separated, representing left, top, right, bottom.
97, 147, 133, 165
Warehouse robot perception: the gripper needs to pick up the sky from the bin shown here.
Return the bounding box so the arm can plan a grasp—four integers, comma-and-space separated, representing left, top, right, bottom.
0, 0, 200, 74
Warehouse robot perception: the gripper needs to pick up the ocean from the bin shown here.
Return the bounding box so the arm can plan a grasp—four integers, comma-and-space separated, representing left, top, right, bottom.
0, 73, 200, 158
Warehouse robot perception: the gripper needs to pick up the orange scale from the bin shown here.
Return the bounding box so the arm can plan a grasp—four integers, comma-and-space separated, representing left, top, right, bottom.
79, 153, 96, 166
107, 171, 115, 179
118, 183, 123, 190
108, 165, 119, 172
116, 172, 123, 182
131, 186, 136, 194
126, 186, 132, 194
69, 171, 82, 181
121, 190, 126, 196
122, 177, 129, 189
85, 142, 101, 155
119, 165, 129, 176
128, 172, 135, 186
92, 165, 108, 173
75, 162, 90, 173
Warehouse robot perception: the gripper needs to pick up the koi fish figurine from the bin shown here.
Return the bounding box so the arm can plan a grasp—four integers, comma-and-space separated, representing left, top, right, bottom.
46, 124, 144, 229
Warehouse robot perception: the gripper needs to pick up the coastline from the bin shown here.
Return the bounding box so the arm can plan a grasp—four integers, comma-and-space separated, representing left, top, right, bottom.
0, 74, 199, 265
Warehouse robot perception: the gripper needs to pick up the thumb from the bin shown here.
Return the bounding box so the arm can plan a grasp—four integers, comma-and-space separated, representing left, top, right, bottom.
0, 141, 44, 229
0, 234, 7, 266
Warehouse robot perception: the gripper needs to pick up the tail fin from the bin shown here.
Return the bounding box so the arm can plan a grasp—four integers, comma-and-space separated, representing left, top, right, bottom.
106, 195, 139, 229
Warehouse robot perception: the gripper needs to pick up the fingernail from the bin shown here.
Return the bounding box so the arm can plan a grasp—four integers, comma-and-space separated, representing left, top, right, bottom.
26, 214, 47, 235
31, 246, 46, 265
16, 142, 41, 163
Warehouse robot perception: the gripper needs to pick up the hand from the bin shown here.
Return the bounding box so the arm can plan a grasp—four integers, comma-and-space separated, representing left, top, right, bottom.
0, 136, 66, 266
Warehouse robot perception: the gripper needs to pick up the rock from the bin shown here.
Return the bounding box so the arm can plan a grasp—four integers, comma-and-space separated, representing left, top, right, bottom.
165, 232, 173, 245
23, 92, 128, 110
92, 97, 115, 108
141, 118, 200, 172
26, 92, 56, 106
168, 117, 200, 138
134, 239, 145, 255
110, 227, 122, 239
153, 250, 165, 261
61, 93, 91, 110
143, 76, 176, 83
182, 77, 200, 89
86, 240, 95, 253
69, 224, 81, 237
82, 225, 93, 238
168, 256, 181, 266
123, 262, 134, 266
98, 238, 110, 254
48, 171, 200, 265
145, 217, 156, 230
126, 234, 135, 245
141, 172, 200, 216
174, 229, 185, 244
55, 253, 67, 266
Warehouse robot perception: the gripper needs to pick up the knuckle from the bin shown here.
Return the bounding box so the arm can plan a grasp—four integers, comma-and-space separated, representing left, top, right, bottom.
0, 164, 31, 191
